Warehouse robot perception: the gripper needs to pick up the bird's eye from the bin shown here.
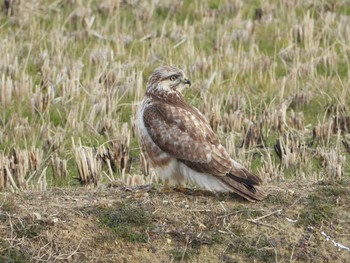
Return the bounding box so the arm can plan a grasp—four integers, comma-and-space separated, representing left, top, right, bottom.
170, 75, 177, 81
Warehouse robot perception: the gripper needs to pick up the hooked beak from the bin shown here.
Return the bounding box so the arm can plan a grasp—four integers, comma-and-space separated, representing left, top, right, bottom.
182, 78, 191, 86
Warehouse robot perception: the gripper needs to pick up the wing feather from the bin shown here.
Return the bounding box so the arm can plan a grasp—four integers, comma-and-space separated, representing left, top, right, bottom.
143, 102, 233, 175
143, 101, 265, 192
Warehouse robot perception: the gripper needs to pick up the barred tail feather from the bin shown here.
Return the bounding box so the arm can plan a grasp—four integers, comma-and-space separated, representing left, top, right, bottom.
220, 172, 268, 202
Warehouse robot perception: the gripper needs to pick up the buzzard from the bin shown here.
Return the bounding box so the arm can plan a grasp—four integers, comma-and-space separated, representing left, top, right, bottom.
137, 66, 267, 201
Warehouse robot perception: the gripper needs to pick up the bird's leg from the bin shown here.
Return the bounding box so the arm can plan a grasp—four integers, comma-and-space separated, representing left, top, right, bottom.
175, 183, 188, 193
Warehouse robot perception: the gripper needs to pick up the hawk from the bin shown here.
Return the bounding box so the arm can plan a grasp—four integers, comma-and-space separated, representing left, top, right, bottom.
137, 66, 267, 201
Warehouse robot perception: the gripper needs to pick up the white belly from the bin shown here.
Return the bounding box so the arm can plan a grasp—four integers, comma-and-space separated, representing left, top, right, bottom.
179, 162, 231, 192
155, 159, 231, 192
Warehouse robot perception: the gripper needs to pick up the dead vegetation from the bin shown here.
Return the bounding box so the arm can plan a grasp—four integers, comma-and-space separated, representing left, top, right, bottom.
0, 0, 350, 261
0, 181, 349, 262
0, 0, 349, 190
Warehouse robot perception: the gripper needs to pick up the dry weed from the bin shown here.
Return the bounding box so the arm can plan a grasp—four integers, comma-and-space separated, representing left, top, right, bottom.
0, 0, 349, 192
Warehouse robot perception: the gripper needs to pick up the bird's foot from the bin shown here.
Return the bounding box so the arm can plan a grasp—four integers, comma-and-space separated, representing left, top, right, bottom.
174, 185, 188, 193
160, 186, 174, 193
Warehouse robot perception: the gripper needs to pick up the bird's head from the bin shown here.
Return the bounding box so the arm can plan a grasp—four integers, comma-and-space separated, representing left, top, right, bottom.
146, 66, 191, 94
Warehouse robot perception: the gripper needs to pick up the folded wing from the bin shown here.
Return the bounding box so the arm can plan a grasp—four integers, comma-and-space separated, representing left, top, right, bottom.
143, 102, 267, 201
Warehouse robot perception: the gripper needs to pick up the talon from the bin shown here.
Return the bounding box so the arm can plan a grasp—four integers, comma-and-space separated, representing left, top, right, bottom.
160, 186, 173, 193
175, 185, 188, 193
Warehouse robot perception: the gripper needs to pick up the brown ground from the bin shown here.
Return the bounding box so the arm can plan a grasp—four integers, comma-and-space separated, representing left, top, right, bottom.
1, 180, 349, 263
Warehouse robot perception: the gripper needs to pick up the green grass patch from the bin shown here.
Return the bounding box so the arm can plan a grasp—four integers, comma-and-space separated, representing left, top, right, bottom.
211, 232, 224, 244
0, 0, 349, 191
335, 3, 350, 16
264, 191, 290, 205
15, 221, 43, 239
227, 235, 275, 262
0, 195, 18, 214
315, 180, 349, 196
95, 203, 153, 243
296, 186, 342, 226
170, 248, 193, 261
0, 240, 31, 263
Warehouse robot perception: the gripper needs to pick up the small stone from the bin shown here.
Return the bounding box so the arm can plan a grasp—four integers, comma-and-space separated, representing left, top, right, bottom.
33, 212, 42, 220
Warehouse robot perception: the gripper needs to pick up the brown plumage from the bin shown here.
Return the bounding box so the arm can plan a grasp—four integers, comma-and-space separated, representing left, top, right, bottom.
137, 66, 267, 201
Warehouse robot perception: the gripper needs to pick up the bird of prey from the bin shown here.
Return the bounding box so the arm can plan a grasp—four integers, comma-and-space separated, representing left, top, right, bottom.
137, 66, 267, 201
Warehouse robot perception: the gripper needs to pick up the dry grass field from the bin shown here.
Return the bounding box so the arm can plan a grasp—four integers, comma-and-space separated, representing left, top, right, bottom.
0, 0, 350, 262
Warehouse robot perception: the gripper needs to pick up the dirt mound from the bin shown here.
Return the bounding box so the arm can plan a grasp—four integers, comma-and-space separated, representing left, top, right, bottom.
1, 181, 349, 262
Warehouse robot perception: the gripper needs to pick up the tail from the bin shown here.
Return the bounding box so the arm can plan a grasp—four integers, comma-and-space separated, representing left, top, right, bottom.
220, 167, 267, 202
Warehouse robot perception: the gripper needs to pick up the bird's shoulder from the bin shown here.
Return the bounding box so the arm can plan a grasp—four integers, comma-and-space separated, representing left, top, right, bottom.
142, 94, 219, 145
144, 92, 206, 122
